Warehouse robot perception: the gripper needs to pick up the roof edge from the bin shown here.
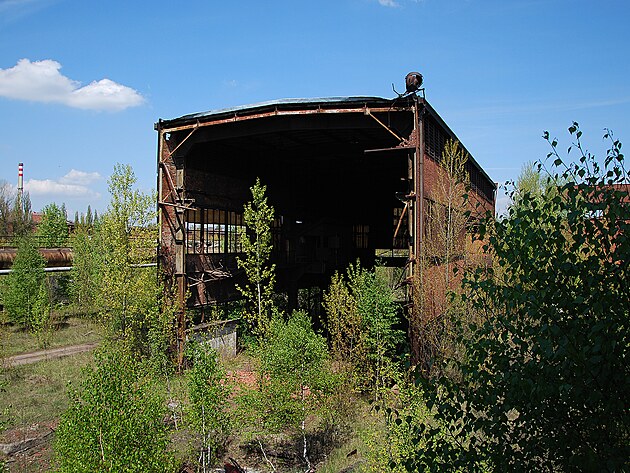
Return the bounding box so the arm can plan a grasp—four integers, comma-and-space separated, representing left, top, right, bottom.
155, 95, 496, 191
156, 96, 404, 129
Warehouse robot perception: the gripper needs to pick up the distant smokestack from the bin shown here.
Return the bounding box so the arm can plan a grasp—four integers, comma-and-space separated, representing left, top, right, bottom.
17, 162, 23, 197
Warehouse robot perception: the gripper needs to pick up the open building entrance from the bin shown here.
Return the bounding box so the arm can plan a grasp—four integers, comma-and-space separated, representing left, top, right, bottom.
156, 96, 495, 362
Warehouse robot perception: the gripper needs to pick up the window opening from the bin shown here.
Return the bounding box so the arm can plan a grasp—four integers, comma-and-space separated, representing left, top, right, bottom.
393, 206, 409, 249
353, 224, 369, 249
185, 209, 245, 255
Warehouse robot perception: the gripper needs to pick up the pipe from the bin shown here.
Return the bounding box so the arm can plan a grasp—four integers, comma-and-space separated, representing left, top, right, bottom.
0, 262, 157, 275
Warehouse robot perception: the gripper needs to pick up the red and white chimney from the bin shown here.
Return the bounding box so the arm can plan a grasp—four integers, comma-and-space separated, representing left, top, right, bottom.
18, 162, 23, 192
17, 162, 24, 197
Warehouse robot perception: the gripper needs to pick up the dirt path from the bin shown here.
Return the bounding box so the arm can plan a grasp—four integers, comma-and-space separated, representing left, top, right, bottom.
4, 343, 98, 367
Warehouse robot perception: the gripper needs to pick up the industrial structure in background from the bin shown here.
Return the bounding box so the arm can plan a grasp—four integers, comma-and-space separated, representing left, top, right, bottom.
17, 162, 23, 200
155, 75, 496, 359
0, 162, 74, 272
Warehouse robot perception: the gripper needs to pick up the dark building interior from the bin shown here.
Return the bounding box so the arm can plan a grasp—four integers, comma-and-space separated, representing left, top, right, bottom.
156, 96, 495, 313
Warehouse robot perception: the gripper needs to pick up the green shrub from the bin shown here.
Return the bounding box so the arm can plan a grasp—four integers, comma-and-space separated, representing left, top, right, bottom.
237, 311, 340, 471
54, 342, 173, 472
186, 341, 231, 468
323, 262, 404, 397
2, 236, 47, 330
408, 125, 630, 471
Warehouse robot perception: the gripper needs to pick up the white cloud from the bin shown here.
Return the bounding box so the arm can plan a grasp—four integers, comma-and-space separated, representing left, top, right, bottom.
59, 169, 101, 186
378, 0, 399, 6
24, 170, 102, 199
0, 58, 145, 111
25, 179, 100, 198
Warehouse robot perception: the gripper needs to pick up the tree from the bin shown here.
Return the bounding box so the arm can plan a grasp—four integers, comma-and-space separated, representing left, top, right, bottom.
323, 261, 403, 397
70, 219, 103, 316
31, 276, 52, 346
514, 160, 546, 205
69, 166, 170, 365
186, 342, 231, 470
0, 180, 12, 235
98, 164, 156, 348
511, 160, 565, 217
1, 236, 47, 330
238, 311, 339, 472
54, 342, 173, 472
408, 125, 630, 471
10, 191, 34, 238
86, 204, 94, 227
236, 178, 276, 338
353, 266, 403, 399
411, 139, 472, 376
37, 202, 68, 247
0, 183, 34, 238
322, 270, 362, 369
70, 204, 105, 315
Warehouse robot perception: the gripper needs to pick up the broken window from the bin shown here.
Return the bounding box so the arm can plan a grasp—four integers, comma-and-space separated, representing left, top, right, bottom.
185, 209, 245, 255
393, 206, 409, 249
353, 224, 369, 249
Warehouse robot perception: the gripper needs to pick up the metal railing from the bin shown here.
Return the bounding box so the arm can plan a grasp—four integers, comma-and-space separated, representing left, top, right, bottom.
0, 234, 157, 249
0, 235, 69, 248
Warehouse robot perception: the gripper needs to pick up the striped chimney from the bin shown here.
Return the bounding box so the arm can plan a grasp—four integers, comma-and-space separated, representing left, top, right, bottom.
17, 162, 24, 195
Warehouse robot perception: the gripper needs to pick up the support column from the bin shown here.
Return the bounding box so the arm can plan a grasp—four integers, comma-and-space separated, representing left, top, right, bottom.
157, 128, 189, 368
409, 96, 425, 366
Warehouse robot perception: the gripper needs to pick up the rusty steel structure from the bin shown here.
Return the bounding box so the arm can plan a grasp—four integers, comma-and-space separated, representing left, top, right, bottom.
0, 247, 73, 270
155, 94, 496, 361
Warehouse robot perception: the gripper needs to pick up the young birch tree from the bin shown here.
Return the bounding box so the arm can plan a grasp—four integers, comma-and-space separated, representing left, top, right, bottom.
98, 164, 156, 348
323, 261, 403, 396
55, 342, 173, 472
10, 191, 34, 238
2, 236, 47, 331
413, 139, 471, 376
37, 203, 69, 247
236, 178, 276, 338
186, 342, 231, 470
70, 217, 103, 316
238, 311, 338, 472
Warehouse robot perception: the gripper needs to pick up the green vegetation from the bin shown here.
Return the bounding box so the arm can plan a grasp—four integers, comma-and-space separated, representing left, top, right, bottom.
2, 124, 628, 472
69, 220, 102, 315
412, 138, 471, 377
97, 164, 157, 346
237, 310, 341, 471
186, 341, 231, 469
0, 182, 34, 238
236, 177, 276, 338
406, 125, 629, 471
37, 203, 69, 248
323, 261, 403, 397
54, 342, 173, 472
1, 236, 48, 332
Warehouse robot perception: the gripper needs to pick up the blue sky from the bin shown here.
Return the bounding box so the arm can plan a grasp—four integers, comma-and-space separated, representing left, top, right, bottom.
1, 0, 628, 216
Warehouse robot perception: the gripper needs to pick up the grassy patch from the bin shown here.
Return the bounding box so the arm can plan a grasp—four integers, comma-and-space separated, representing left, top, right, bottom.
0, 352, 92, 472
314, 398, 381, 473
0, 316, 104, 358
0, 351, 93, 432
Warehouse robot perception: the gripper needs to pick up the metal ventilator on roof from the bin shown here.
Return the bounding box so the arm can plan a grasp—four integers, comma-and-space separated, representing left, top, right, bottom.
392, 71, 425, 98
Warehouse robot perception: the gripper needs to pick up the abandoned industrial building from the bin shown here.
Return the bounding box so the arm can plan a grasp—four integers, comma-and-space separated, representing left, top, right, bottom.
155, 91, 496, 353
